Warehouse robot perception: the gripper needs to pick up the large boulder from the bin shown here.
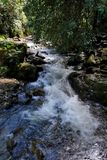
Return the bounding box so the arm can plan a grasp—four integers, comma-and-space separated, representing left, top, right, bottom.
68, 72, 107, 106
67, 54, 77, 66
67, 52, 86, 66
27, 55, 46, 65
18, 62, 38, 82
0, 78, 20, 111
97, 48, 107, 64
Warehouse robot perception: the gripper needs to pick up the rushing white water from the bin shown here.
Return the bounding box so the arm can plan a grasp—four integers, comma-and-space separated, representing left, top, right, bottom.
23, 47, 99, 138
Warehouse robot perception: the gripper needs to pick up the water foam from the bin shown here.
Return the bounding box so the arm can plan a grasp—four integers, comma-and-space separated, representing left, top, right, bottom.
22, 50, 99, 138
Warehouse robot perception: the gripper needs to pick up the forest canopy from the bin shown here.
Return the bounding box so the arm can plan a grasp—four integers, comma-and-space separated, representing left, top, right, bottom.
0, 0, 107, 51
0, 0, 27, 37
25, 0, 107, 51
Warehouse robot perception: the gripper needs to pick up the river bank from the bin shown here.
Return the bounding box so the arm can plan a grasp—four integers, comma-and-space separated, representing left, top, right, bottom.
67, 34, 107, 106
0, 36, 46, 110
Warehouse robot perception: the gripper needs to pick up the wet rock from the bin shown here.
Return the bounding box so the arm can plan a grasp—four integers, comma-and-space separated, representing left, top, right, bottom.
33, 89, 45, 97
76, 52, 86, 63
36, 52, 45, 59
23, 87, 45, 106
68, 72, 107, 106
31, 141, 44, 160
18, 62, 38, 82
99, 48, 107, 64
28, 55, 46, 65
37, 65, 43, 72
32, 99, 44, 108
74, 63, 83, 71
100, 48, 107, 56
67, 54, 77, 66
6, 136, 17, 154
100, 65, 107, 76
0, 78, 20, 111
12, 127, 24, 137
5, 102, 13, 109
67, 52, 86, 66
25, 90, 33, 99
85, 66, 100, 74
18, 93, 32, 105
41, 50, 48, 55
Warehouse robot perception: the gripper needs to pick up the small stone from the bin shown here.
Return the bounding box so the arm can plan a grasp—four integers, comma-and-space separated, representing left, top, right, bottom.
33, 89, 45, 97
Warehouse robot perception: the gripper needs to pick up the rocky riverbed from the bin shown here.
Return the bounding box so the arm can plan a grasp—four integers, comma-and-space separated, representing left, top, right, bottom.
0, 36, 46, 110
67, 34, 107, 106
0, 36, 107, 160
0, 78, 20, 111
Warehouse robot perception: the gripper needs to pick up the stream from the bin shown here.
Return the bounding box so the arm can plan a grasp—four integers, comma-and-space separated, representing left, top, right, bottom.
0, 41, 107, 160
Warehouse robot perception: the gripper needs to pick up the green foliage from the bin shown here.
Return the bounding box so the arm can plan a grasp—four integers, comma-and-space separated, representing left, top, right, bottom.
25, 0, 84, 51
0, 0, 27, 37
97, 0, 107, 31
25, 0, 107, 51
0, 40, 27, 78
0, 35, 7, 41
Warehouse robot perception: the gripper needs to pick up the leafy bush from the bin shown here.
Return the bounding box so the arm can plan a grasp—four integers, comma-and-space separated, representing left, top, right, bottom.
0, 0, 27, 37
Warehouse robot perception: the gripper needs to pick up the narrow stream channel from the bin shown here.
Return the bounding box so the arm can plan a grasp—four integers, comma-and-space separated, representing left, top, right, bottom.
0, 41, 107, 160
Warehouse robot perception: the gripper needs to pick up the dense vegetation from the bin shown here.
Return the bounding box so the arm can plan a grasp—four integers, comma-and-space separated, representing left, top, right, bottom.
0, 0, 107, 50
0, 0, 27, 37
25, 0, 107, 51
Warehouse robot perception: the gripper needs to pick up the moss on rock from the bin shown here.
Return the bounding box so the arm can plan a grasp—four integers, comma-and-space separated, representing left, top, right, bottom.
18, 62, 37, 82
68, 72, 107, 106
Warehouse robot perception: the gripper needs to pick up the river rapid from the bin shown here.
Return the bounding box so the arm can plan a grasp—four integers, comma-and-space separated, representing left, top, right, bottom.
0, 41, 107, 160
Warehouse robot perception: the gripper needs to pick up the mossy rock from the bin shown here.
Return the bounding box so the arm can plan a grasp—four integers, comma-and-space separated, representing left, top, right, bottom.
0, 78, 19, 110
18, 62, 38, 82
87, 54, 96, 65
100, 48, 107, 56
68, 72, 107, 106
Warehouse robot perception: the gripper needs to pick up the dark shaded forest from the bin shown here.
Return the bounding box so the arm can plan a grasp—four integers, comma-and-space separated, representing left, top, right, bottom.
0, 0, 107, 50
